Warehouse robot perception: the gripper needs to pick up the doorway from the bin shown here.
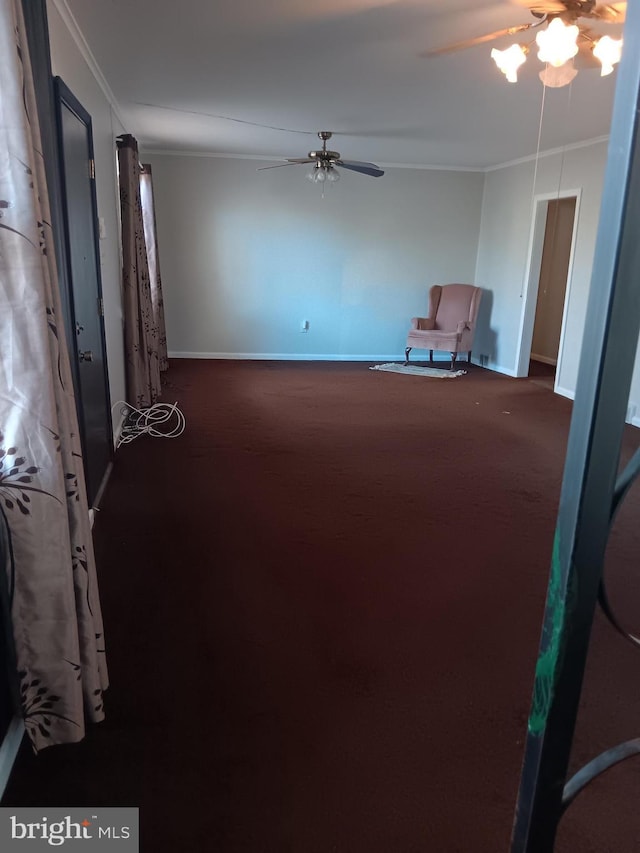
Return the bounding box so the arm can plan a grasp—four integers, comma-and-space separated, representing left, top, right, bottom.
54, 78, 113, 505
529, 196, 577, 386
516, 190, 580, 386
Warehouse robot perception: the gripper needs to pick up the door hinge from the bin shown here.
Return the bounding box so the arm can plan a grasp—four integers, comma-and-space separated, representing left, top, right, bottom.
98, 297, 104, 317
89, 159, 95, 180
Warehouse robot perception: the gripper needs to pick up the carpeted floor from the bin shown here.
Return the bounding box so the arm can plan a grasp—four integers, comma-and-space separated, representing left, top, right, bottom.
4, 360, 640, 852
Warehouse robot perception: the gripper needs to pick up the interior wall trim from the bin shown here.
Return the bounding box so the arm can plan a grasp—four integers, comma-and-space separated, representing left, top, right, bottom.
141, 139, 610, 173
168, 352, 423, 362
139, 140, 609, 174
485, 135, 610, 173
555, 384, 576, 400
167, 351, 480, 363
112, 409, 126, 449
486, 361, 518, 377
140, 148, 485, 172
0, 718, 24, 800
530, 353, 557, 366
49, 0, 127, 130
557, 386, 640, 430
167, 352, 515, 372
44, 4, 609, 175
515, 188, 582, 379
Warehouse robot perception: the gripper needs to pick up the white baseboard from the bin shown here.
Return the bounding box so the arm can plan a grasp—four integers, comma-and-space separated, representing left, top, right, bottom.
0, 717, 24, 800
168, 352, 411, 362
487, 362, 519, 377
530, 353, 558, 366
545, 386, 640, 426
167, 351, 480, 364
112, 408, 126, 449
168, 352, 524, 375
92, 462, 113, 509
88, 461, 114, 531
554, 385, 575, 400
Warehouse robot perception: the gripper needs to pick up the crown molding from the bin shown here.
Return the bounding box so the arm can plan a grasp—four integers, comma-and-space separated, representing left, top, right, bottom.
139, 148, 486, 172
49, 0, 128, 131
140, 150, 295, 162
135, 137, 611, 173
42, 8, 610, 179
378, 161, 484, 172
485, 135, 610, 172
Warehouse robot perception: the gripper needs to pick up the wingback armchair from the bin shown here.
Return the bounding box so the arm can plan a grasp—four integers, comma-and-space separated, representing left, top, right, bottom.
405, 284, 482, 370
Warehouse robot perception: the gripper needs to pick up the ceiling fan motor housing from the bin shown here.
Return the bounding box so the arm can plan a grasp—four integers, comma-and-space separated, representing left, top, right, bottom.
542, 1, 601, 23
308, 132, 340, 163
308, 149, 340, 161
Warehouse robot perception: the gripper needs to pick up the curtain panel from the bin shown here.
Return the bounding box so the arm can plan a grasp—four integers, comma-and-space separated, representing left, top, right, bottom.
117, 135, 161, 406
0, 0, 108, 750
140, 164, 168, 373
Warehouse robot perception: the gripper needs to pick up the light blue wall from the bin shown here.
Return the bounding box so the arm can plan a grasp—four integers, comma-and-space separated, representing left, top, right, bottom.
143, 153, 485, 361
47, 0, 638, 414
474, 137, 640, 421
474, 141, 609, 384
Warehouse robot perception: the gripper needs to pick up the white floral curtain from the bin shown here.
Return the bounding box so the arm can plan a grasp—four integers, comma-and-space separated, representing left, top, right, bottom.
140, 164, 168, 373
117, 135, 161, 406
0, 0, 108, 750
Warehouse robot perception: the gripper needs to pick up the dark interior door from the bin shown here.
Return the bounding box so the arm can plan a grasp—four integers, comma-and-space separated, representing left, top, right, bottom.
54, 78, 112, 505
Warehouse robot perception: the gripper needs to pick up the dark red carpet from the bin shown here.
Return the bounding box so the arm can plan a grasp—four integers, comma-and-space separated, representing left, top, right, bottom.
5, 360, 640, 851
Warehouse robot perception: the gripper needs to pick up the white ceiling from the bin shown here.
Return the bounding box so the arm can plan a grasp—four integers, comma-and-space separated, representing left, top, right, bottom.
62, 0, 623, 169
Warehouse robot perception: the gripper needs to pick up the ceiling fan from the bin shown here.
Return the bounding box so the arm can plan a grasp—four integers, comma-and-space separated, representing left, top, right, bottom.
424, 0, 625, 86
258, 132, 384, 184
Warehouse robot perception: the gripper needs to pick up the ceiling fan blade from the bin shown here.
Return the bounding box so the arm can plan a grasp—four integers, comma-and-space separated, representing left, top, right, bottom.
257, 163, 297, 171
592, 2, 626, 21
336, 160, 385, 177
509, 0, 567, 12
422, 23, 534, 57
511, 0, 625, 17
256, 159, 314, 171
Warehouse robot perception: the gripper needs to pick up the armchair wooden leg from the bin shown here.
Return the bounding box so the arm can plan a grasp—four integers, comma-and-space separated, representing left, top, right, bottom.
429, 350, 433, 363
468, 351, 472, 364
404, 346, 412, 365
450, 352, 457, 371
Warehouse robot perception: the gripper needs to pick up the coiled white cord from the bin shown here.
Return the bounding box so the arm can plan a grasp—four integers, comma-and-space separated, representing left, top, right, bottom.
112, 401, 186, 448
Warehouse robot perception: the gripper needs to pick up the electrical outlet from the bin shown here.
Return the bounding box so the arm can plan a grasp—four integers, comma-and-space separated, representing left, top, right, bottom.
300, 320, 309, 333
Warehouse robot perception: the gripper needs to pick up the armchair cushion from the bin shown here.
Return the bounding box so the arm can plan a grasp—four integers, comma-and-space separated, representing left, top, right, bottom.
410, 317, 435, 331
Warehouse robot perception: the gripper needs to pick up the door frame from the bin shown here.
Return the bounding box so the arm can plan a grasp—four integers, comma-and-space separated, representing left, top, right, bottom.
515, 188, 582, 387
53, 77, 114, 498
21, 0, 79, 393
21, 0, 114, 506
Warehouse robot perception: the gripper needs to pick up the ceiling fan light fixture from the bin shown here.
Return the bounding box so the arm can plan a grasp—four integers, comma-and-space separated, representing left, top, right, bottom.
306, 163, 326, 183
538, 61, 578, 88
536, 18, 579, 67
307, 162, 340, 184
593, 35, 623, 76
491, 43, 527, 82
